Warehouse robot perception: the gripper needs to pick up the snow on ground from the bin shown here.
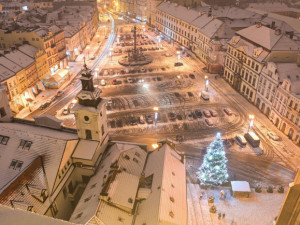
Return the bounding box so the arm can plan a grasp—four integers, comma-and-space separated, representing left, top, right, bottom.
187, 183, 286, 225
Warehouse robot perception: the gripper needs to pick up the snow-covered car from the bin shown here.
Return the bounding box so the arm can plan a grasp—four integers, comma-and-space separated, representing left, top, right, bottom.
56, 91, 63, 97
194, 110, 202, 118
186, 111, 194, 121
139, 115, 145, 124
267, 132, 280, 141
107, 98, 112, 104
62, 107, 69, 115
100, 79, 106, 86
205, 118, 213, 126
203, 110, 211, 118
235, 135, 247, 147
164, 53, 172, 57
140, 68, 146, 73
127, 78, 134, 83
168, 112, 176, 121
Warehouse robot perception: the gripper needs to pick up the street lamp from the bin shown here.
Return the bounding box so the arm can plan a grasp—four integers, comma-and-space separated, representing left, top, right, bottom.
152, 143, 159, 149
157, 35, 161, 48
95, 68, 99, 85
117, 35, 120, 43
86, 46, 90, 60
154, 106, 159, 126
204, 76, 209, 91
248, 114, 255, 132
176, 51, 181, 62
109, 47, 113, 61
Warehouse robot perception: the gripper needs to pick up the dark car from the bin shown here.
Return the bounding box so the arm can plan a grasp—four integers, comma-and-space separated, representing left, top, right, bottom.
174, 62, 183, 67
194, 110, 202, 118
187, 92, 194, 97
168, 112, 176, 121
112, 78, 117, 85
177, 114, 183, 120
110, 120, 116, 128
129, 117, 138, 125
189, 74, 195, 79
146, 115, 153, 124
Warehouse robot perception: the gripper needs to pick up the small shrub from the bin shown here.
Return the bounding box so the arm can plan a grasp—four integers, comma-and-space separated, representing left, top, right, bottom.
278, 186, 284, 193
210, 205, 217, 213
208, 195, 215, 203
255, 185, 262, 193
267, 186, 273, 193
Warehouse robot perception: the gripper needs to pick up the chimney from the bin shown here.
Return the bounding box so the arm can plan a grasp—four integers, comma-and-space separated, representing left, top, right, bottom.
208, 6, 212, 17
275, 29, 281, 36
271, 21, 275, 29
289, 31, 294, 39
256, 21, 262, 28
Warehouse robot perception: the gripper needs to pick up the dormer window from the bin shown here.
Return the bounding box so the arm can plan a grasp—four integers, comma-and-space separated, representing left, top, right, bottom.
9, 160, 23, 170
253, 47, 263, 58
19, 140, 32, 150
0, 135, 9, 145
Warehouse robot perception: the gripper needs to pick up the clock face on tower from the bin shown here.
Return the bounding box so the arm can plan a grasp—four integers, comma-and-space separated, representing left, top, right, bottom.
83, 115, 91, 124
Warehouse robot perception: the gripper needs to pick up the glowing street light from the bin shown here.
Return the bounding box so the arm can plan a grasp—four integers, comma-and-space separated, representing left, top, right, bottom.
154, 106, 159, 126
157, 35, 161, 47
248, 114, 255, 132
72, 99, 77, 104
95, 68, 99, 84
117, 35, 120, 43
204, 75, 209, 91
109, 47, 113, 61
176, 51, 181, 62
152, 143, 159, 149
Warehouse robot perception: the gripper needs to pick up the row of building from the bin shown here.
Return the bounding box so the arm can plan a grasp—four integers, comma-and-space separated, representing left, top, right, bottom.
0, 3, 99, 114
0, 62, 187, 224
153, 1, 300, 145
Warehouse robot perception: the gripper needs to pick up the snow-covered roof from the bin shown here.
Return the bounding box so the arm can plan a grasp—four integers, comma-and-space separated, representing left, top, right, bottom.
0, 56, 22, 74
276, 62, 300, 97
237, 25, 283, 50
156, 2, 200, 24
0, 204, 77, 225
4, 49, 35, 69
0, 121, 77, 195
72, 139, 99, 160
0, 64, 15, 82
17, 44, 39, 58
134, 144, 187, 225
69, 143, 147, 224
107, 171, 139, 210
231, 181, 251, 192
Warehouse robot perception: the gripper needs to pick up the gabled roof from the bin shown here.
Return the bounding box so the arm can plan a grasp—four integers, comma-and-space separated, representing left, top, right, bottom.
237, 25, 300, 51
0, 122, 77, 194
156, 2, 200, 24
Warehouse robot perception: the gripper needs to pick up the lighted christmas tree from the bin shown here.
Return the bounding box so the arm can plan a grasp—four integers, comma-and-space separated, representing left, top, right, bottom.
197, 133, 229, 186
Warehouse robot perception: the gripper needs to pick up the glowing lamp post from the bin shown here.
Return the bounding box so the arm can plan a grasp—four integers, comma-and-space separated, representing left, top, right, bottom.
109, 47, 113, 61
95, 68, 99, 85
117, 35, 120, 43
157, 35, 161, 48
204, 76, 209, 91
152, 143, 159, 149
154, 106, 159, 126
248, 114, 255, 132
176, 51, 181, 62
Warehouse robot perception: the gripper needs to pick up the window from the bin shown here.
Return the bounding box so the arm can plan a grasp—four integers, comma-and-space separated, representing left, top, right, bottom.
135, 152, 140, 157
9, 160, 23, 170
133, 158, 139, 163
0, 107, 6, 117
19, 140, 32, 150
101, 125, 104, 136
0, 135, 9, 145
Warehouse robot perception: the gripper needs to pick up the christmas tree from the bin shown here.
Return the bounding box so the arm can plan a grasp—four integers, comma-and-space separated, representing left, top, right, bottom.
197, 133, 229, 186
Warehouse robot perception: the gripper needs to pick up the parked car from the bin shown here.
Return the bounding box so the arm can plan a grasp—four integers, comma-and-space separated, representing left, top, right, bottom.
168, 112, 176, 121
139, 115, 145, 124
56, 91, 63, 97
174, 62, 183, 67
62, 107, 69, 115
140, 68, 146, 72
267, 132, 280, 141
177, 114, 183, 120
107, 98, 113, 104
187, 92, 194, 97
186, 111, 194, 121
129, 116, 138, 125
175, 80, 181, 85
127, 78, 135, 83
101, 79, 106, 86
205, 118, 213, 126
203, 110, 211, 118
189, 74, 195, 79
235, 135, 247, 147
112, 78, 117, 85
224, 108, 233, 116
201, 91, 210, 101
194, 110, 202, 118
209, 110, 217, 117
244, 132, 260, 148
146, 115, 153, 124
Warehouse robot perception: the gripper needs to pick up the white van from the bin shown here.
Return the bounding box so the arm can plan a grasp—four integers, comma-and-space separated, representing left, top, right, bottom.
201, 91, 210, 101
235, 135, 247, 147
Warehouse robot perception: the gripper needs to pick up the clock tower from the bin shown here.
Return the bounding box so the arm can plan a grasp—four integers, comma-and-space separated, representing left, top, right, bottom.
72, 60, 108, 144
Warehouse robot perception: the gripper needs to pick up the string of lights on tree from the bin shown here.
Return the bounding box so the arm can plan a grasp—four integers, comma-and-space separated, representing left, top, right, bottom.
197, 133, 229, 186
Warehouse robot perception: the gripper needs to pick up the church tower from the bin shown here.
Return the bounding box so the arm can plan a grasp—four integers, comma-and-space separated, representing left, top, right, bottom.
72, 61, 108, 144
